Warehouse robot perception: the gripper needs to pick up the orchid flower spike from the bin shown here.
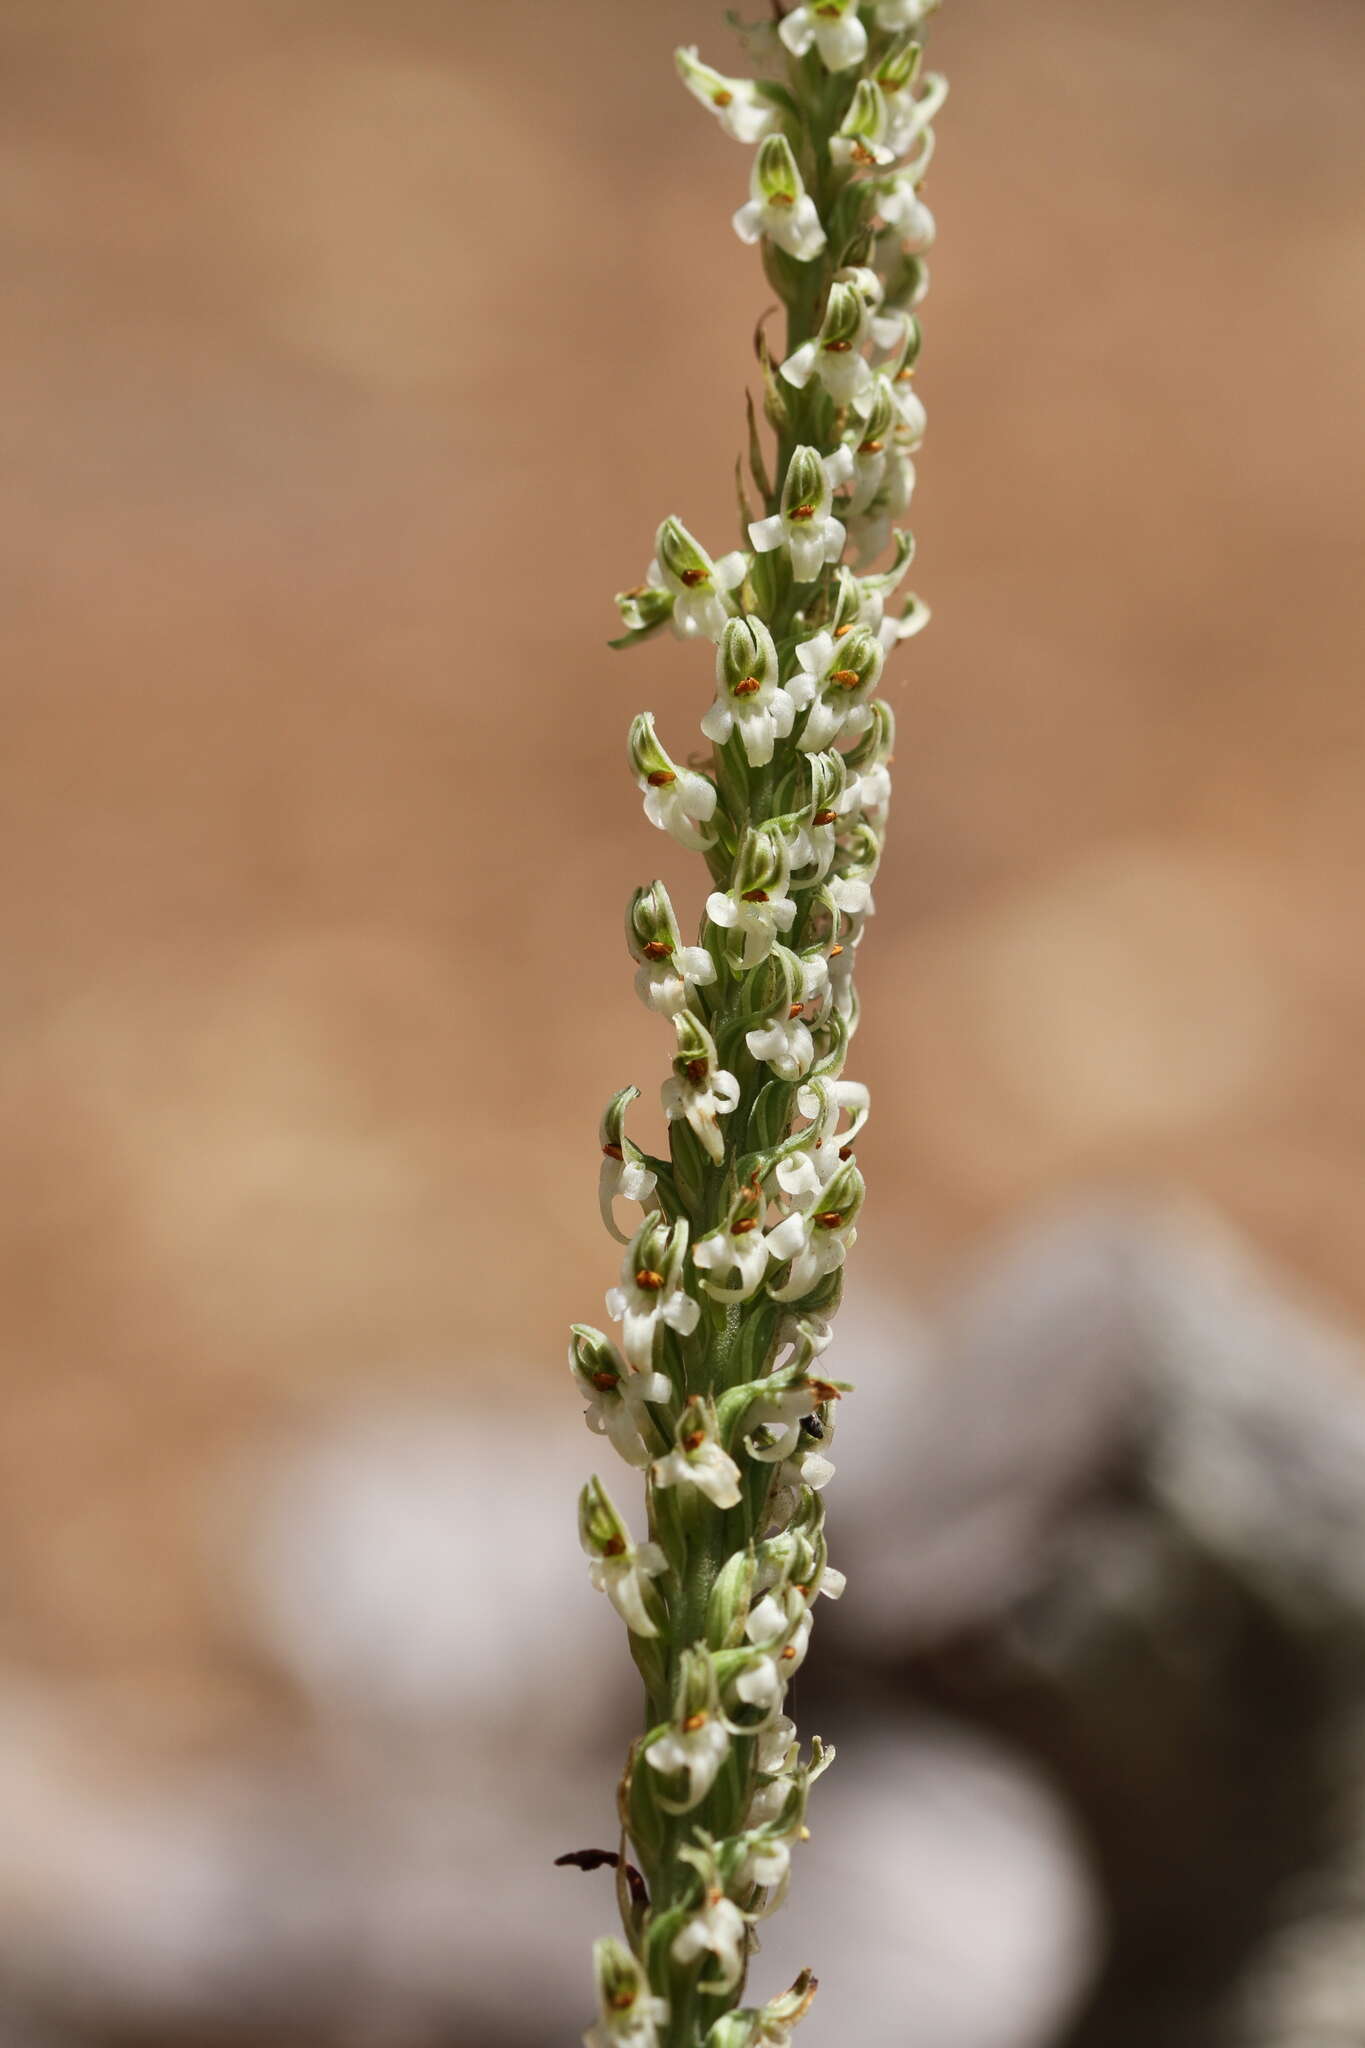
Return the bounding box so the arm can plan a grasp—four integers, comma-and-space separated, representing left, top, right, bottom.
573, 3, 949, 2030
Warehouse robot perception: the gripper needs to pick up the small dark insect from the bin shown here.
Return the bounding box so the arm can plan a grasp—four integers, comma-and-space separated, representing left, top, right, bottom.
799, 1413, 825, 1440
554, 1848, 649, 1909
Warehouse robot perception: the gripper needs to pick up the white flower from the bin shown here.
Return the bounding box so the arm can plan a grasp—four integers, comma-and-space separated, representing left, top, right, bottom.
675, 45, 778, 144
775, 1441, 836, 1497
569, 1326, 670, 1470
778, 0, 868, 73
893, 376, 927, 448
672, 1888, 749, 1993
749, 444, 853, 585
597, 1083, 659, 1242
855, 756, 892, 821
579, 1477, 670, 1637
767, 1199, 858, 1303
828, 925, 860, 1023
731, 1651, 785, 1722
845, 376, 898, 514
693, 1217, 773, 1303
660, 1014, 741, 1164
633, 942, 716, 1018
629, 711, 717, 851
739, 1831, 792, 1900
644, 1711, 730, 1808
743, 1382, 818, 1464
776, 1078, 870, 1200
748, 1589, 814, 1678
745, 1010, 815, 1081
779, 281, 874, 415
879, 590, 931, 653
786, 781, 855, 878
599, 1145, 658, 1239
748, 1769, 799, 1830
701, 616, 799, 768
606, 1216, 700, 1373
585, 1366, 670, 1469
588, 1536, 668, 1637
830, 78, 897, 169
706, 883, 797, 971
651, 516, 748, 642
774, 1311, 834, 1367
584, 1940, 669, 2048
886, 71, 950, 161
707, 825, 797, 971
828, 870, 875, 918
848, 442, 917, 567
733, 135, 827, 262
585, 2003, 667, 2048
755, 1714, 798, 1778
772, 1395, 839, 1498
876, 0, 938, 30
626, 878, 718, 1020
876, 177, 937, 251
641, 764, 716, 849
792, 623, 883, 752
653, 1429, 743, 1511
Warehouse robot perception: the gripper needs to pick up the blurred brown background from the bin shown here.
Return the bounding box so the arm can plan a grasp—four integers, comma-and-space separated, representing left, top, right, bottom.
1, 0, 1363, 2041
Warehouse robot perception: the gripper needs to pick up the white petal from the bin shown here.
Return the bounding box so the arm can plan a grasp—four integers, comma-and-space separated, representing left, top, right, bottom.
701, 697, 734, 745
748, 513, 785, 554
777, 7, 814, 54
816, 13, 868, 69
714, 549, 748, 592
732, 200, 764, 246
823, 444, 856, 488
796, 630, 835, 678
736, 704, 775, 767
765, 1212, 809, 1262
706, 891, 739, 928
779, 341, 818, 391
788, 530, 825, 583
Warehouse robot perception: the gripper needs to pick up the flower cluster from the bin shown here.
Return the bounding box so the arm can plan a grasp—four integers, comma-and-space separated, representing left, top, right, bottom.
575, 8, 947, 2044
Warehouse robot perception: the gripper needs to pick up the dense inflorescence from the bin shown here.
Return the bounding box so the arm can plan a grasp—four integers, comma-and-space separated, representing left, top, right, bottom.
570, 8, 947, 2043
